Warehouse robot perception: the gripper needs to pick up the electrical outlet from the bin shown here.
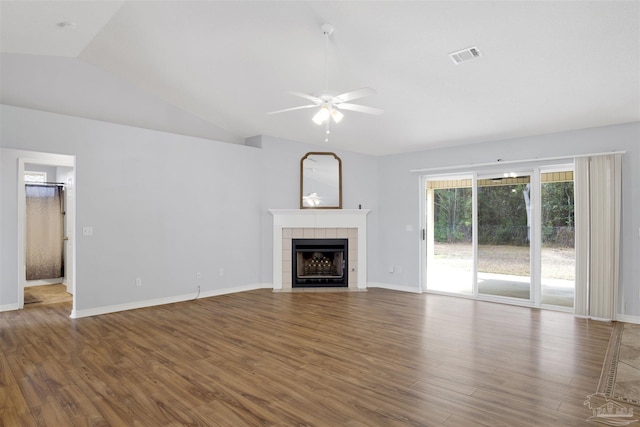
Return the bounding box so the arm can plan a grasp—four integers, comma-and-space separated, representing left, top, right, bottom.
135, 278, 142, 287
196, 272, 202, 280
218, 268, 224, 277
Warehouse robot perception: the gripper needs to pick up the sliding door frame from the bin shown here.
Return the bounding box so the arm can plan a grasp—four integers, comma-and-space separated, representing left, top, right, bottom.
538, 164, 576, 311
421, 165, 574, 312
475, 170, 535, 305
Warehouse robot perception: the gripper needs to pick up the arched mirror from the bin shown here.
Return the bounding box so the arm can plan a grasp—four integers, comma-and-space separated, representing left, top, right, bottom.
300, 152, 342, 209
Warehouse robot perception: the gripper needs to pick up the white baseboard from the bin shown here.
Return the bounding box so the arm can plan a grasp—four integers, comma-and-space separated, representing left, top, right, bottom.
198, 283, 272, 299
70, 283, 271, 319
367, 282, 423, 293
615, 314, 640, 324
25, 278, 64, 287
16, 281, 640, 324
575, 314, 637, 323
0, 303, 20, 312
589, 316, 614, 323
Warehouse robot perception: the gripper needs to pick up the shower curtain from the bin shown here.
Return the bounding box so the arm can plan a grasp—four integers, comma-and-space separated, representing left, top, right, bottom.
25, 184, 64, 280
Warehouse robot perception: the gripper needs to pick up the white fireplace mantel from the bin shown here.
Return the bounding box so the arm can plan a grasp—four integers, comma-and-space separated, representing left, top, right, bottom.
269, 209, 370, 290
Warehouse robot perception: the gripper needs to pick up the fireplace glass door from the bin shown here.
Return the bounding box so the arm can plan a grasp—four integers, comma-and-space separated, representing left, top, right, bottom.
292, 239, 348, 287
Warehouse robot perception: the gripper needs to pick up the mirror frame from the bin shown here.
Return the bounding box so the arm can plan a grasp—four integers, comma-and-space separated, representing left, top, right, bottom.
300, 152, 342, 209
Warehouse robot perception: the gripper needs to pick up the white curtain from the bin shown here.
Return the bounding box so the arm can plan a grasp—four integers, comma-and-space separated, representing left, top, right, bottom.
25, 184, 65, 280
574, 154, 622, 320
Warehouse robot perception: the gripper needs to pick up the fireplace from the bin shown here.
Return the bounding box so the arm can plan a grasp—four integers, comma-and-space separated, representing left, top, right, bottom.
292, 239, 348, 287
269, 209, 370, 291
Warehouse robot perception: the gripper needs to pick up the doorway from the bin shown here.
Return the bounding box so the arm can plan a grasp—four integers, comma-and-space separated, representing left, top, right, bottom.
18, 155, 75, 311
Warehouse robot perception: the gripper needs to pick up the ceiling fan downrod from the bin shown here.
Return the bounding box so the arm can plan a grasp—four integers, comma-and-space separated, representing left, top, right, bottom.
321, 23, 334, 93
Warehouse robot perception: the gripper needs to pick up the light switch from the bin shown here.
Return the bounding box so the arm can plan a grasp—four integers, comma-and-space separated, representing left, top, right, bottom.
82, 226, 93, 236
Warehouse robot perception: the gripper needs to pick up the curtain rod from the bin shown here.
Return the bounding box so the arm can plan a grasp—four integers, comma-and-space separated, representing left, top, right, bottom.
409, 150, 626, 174
25, 182, 66, 187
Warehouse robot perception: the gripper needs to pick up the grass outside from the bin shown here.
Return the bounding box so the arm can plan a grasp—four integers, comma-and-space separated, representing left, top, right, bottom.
435, 243, 575, 280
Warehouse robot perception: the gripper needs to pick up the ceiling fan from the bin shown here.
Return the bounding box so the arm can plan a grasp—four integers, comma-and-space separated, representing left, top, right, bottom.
268, 23, 383, 140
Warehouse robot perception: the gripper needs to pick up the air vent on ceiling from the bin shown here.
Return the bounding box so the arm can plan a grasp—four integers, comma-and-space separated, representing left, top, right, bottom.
449, 46, 481, 64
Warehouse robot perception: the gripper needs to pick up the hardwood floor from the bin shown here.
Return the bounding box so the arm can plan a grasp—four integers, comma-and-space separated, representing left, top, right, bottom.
24, 284, 72, 307
0, 289, 612, 426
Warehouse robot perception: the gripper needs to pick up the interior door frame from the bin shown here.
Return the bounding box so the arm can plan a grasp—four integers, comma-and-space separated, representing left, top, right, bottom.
18, 154, 76, 311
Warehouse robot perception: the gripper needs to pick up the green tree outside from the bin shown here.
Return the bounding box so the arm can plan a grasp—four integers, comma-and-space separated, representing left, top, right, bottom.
433, 181, 574, 247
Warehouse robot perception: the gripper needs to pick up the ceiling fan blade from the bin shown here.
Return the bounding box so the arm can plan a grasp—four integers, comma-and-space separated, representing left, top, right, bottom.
334, 87, 376, 102
337, 103, 384, 115
286, 91, 322, 104
267, 104, 318, 115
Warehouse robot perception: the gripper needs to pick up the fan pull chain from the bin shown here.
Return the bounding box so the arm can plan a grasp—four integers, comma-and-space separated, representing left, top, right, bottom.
325, 120, 330, 142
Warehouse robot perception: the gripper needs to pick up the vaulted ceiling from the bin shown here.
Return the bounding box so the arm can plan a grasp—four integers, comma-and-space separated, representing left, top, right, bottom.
1, 1, 638, 155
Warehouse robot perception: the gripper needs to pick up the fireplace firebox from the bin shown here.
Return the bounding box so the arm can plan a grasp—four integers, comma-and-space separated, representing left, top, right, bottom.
292, 239, 348, 287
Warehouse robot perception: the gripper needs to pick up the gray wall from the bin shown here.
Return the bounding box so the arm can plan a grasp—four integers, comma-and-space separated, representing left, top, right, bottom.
1, 105, 263, 313
376, 122, 640, 316
0, 105, 378, 314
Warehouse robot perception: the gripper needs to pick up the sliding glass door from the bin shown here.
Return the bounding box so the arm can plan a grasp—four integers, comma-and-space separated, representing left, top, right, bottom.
477, 174, 531, 301
423, 166, 575, 310
540, 170, 575, 308
425, 176, 473, 294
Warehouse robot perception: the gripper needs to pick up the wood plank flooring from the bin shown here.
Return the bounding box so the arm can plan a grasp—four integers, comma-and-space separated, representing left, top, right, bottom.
24, 284, 72, 307
0, 288, 613, 426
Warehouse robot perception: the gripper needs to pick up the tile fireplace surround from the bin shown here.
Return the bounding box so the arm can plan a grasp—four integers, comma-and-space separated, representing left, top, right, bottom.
269, 209, 370, 291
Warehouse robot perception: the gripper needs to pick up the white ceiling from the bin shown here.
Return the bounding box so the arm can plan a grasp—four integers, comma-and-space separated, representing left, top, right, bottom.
1, 1, 638, 155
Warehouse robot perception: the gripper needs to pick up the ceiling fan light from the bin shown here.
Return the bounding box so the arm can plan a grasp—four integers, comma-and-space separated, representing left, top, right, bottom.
304, 192, 321, 206
331, 109, 344, 123
312, 107, 330, 125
